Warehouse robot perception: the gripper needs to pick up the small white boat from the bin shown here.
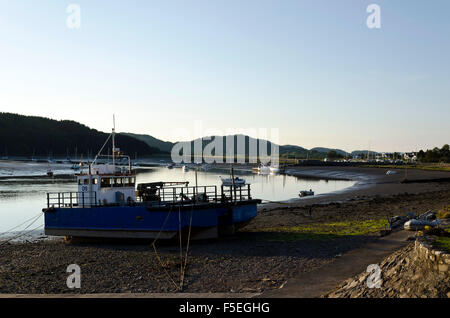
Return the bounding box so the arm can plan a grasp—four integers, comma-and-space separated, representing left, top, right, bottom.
252, 164, 270, 174
299, 189, 314, 197
46, 162, 54, 177
201, 164, 211, 171
386, 170, 397, 175
70, 163, 80, 170
220, 177, 246, 187
269, 165, 280, 173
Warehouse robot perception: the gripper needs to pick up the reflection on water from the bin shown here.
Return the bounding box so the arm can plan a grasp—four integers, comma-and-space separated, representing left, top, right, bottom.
136, 167, 355, 202
0, 164, 355, 232
0, 178, 76, 233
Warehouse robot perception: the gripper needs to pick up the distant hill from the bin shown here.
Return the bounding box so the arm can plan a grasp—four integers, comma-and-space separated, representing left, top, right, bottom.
351, 150, 380, 157
120, 132, 174, 153
311, 147, 349, 157
122, 132, 349, 160
279, 145, 308, 154
278, 145, 325, 159
173, 134, 274, 158
0, 113, 164, 157
169, 135, 329, 160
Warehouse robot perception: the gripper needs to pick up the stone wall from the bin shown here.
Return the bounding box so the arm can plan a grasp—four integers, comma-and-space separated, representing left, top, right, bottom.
414, 238, 449, 274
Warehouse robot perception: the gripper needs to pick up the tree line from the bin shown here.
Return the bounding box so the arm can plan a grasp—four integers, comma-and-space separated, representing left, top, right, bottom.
417, 144, 450, 163
0, 113, 166, 158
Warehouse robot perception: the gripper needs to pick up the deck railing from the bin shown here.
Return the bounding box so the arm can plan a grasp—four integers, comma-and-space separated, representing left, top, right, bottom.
220, 184, 252, 202
46, 192, 97, 208
153, 184, 252, 204
46, 184, 252, 208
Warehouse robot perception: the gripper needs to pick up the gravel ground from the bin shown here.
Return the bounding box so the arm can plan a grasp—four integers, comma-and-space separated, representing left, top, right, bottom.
0, 233, 375, 294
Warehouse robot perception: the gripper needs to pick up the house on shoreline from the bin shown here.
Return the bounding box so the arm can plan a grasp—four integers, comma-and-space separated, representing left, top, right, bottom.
403, 152, 418, 162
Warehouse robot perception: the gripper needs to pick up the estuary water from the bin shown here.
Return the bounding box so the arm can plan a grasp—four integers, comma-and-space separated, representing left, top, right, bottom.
0, 161, 355, 233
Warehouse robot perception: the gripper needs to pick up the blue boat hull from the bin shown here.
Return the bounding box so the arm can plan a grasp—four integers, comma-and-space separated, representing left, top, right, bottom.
44, 200, 259, 239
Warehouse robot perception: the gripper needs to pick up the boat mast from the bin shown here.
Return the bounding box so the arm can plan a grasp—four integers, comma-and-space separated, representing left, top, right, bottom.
231, 165, 236, 202
112, 114, 116, 167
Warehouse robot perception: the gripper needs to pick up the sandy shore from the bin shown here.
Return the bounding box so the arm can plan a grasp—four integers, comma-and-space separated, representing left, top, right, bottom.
0, 166, 449, 295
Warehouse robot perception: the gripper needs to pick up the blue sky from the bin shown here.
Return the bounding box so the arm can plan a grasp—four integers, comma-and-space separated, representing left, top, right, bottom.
0, 0, 449, 152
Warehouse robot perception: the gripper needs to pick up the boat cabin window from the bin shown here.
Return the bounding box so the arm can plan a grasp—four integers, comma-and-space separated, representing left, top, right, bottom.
113, 178, 123, 187
78, 178, 97, 185
100, 177, 134, 188
125, 177, 135, 187
78, 178, 90, 185
101, 178, 112, 188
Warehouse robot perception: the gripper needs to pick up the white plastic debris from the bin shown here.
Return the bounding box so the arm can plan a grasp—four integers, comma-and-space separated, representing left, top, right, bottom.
403, 219, 438, 231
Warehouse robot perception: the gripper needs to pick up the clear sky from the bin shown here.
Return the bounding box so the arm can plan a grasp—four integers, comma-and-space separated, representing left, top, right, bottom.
0, 0, 448, 152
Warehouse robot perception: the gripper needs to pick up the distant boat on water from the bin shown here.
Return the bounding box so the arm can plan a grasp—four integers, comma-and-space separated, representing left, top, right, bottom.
269, 165, 280, 174
201, 164, 211, 171
220, 176, 246, 187
252, 164, 270, 174
47, 163, 54, 177
299, 189, 314, 197
70, 163, 80, 170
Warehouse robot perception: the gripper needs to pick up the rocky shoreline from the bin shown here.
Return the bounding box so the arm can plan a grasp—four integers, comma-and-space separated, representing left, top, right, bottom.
322, 239, 449, 298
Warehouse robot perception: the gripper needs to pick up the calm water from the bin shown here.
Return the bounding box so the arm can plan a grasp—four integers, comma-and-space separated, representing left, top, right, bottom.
0, 162, 355, 233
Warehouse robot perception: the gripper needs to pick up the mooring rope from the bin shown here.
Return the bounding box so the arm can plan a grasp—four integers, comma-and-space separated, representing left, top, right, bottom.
151, 242, 180, 291
150, 204, 181, 291
150, 200, 195, 292
0, 212, 44, 237
177, 205, 184, 290
0, 214, 44, 246
151, 204, 174, 245
180, 203, 194, 291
